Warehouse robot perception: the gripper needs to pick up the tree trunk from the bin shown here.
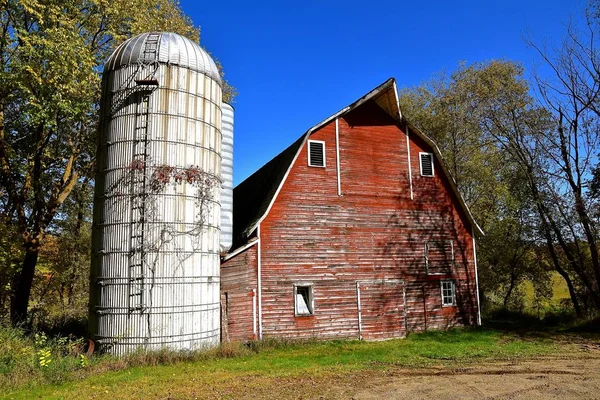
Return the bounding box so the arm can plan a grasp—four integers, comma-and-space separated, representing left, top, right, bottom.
10, 246, 39, 327
503, 268, 517, 307
555, 267, 583, 317
528, 172, 600, 309
573, 193, 600, 291
536, 202, 584, 316
67, 192, 85, 305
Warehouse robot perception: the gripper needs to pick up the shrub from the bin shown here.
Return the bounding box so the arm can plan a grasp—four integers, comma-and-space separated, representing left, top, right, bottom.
0, 324, 91, 391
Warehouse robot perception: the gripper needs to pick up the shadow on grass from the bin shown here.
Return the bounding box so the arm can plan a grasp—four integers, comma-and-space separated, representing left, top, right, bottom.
564, 317, 600, 334
483, 308, 600, 340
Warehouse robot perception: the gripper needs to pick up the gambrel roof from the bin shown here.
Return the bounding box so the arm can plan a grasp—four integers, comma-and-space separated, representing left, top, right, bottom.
230, 78, 484, 251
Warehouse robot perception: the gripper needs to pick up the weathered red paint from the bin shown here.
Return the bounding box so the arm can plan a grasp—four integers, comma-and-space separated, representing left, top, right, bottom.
220, 245, 258, 341
222, 99, 479, 341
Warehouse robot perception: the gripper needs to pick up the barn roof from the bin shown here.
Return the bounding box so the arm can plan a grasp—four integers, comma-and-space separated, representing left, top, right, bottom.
229, 78, 483, 251
231, 134, 304, 248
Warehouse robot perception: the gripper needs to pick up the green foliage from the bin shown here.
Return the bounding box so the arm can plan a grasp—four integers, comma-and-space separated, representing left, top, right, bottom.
399, 42, 600, 316
30, 182, 93, 330
400, 60, 555, 311
399, 60, 535, 229
0, 0, 236, 326
0, 222, 23, 323
1, 327, 567, 398
0, 324, 90, 391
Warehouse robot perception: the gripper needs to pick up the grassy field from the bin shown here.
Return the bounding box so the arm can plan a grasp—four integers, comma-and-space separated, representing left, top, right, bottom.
1, 328, 576, 400
521, 273, 571, 307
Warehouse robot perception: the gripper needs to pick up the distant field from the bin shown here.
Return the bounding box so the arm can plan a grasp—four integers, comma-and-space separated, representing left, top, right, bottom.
551, 273, 571, 300
516, 272, 571, 314
4, 328, 595, 400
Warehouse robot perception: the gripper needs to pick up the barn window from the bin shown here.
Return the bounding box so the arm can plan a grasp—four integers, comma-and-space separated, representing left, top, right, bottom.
425, 240, 454, 275
419, 152, 434, 176
308, 140, 326, 167
294, 284, 314, 316
441, 280, 456, 306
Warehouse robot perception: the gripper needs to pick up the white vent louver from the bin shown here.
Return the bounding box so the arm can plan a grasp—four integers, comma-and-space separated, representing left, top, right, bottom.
308, 140, 325, 167
420, 152, 434, 176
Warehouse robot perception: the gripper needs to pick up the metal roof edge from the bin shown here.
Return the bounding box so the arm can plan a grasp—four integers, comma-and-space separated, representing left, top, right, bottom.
392, 80, 403, 120
222, 237, 259, 261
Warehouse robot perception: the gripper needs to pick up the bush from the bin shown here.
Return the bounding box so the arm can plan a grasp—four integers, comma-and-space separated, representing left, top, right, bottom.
566, 316, 600, 333
0, 324, 91, 391
0, 326, 33, 376
0, 325, 256, 392
483, 306, 579, 331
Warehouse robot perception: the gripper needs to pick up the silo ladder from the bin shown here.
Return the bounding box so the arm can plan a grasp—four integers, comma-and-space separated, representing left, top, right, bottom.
128, 93, 152, 313
110, 33, 160, 115
135, 33, 160, 86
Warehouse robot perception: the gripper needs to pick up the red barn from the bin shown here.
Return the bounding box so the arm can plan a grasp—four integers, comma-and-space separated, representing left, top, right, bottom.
220, 78, 483, 342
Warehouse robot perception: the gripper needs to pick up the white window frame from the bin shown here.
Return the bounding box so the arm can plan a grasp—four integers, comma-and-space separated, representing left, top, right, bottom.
308, 140, 326, 168
441, 280, 456, 307
419, 152, 434, 177
425, 240, 455, 275
294, 283, 315, 316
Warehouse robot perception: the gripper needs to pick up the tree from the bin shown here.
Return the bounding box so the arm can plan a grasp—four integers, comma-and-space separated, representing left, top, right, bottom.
399, 61, 568, 314
29, 181, 92, 328
399, 62, 525, 230
0, 0, 234, 326
514, 3, 600, 314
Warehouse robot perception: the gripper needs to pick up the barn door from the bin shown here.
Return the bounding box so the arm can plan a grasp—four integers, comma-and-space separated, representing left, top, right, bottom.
356, 280, 406, 340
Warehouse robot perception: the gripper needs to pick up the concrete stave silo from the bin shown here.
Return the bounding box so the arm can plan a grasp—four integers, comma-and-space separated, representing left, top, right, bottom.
90, 32, 226, 354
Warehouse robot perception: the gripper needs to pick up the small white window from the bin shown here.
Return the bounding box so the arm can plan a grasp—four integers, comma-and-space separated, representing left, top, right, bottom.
425, 240, 454, 275
420, 152, 434, 176
308, 140, 326, 167
441, 280, 456, 306
294, 284, 314, 316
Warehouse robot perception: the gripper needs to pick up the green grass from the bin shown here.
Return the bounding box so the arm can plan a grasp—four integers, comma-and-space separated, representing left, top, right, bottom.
1, 328, 568, 400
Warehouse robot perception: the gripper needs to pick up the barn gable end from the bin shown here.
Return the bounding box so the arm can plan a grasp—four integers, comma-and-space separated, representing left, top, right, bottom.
221, 78, 482, 341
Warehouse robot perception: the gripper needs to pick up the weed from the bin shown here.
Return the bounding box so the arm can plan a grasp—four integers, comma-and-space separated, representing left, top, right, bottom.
78, 354, 89, 368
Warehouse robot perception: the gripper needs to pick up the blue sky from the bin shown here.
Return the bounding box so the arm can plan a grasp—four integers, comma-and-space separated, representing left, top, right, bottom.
179, 0, 587, 185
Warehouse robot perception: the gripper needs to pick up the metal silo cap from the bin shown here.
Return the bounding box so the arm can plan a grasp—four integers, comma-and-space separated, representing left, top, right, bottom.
104, 32, 222, 85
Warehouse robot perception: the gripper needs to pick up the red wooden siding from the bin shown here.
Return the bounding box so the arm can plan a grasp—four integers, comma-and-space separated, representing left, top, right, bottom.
340, 102, 409, 197
223, 99, 479, 341
358, 280, 406, 340
220, 245, 258, 341
425, 240, 454, 275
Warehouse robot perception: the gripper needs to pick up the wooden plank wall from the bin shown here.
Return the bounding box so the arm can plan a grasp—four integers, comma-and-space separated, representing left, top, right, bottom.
224, 99, 479, 341
259, 100, 478, 339
220, 245, 258, 341
358, 280, 406, 340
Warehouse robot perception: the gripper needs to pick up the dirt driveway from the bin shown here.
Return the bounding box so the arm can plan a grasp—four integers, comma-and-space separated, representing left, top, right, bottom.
215, 346, 600, 400
349, 348, 600, 399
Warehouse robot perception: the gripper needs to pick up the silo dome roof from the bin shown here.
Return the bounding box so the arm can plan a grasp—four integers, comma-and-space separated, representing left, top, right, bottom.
105, 32, 222, 84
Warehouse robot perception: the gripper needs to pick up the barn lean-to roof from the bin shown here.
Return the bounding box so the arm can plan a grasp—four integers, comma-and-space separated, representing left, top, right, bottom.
229, 78, 483, 252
